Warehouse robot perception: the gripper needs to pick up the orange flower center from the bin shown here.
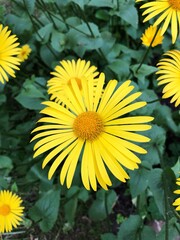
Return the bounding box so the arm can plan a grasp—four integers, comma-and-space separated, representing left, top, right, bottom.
68, 77, 82, 90
73, 111, 103, 140
169, 0, 180, 10
0, 204, 11, 216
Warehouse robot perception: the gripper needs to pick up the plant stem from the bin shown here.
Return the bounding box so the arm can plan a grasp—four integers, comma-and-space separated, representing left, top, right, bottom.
23, 0, 58, 59
156, 146, 169, 240
136, 25, 161, 73
104, 192, 111, 232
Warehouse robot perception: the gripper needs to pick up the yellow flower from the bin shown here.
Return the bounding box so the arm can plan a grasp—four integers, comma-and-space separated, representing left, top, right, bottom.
0, 24, 21, 84
173, 176, 180, 211
47, 59, 99, 103
136, 0, 180, 44
141, 25, 164, 47
31, 73, 153, 191
156, 50, 180, 107
18, 44, 31, 62
0, 190, 24, 233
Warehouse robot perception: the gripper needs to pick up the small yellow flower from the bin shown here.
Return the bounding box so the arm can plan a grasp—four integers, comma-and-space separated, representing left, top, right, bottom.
136, 0, 180, 44
0, 24, 21, 84
18, 44, 32, 62
156, 50, 180, 107
47, 59, 99, 103
0, 190, 24, 233
173, 176, 180, 211
141, 25, 164, 47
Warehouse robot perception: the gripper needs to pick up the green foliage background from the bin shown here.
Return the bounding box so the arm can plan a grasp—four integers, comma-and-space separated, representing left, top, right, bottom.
0, 0, 180, 239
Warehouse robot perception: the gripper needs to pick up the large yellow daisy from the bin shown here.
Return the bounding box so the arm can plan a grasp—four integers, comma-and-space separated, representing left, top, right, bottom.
0, 24, 21, 84
141, 25, 164, 47
136, 0, 180, 44
156, 50, 180, 107
0, 190, 24, 233
31, 73, 153, 191
47, 59, 99, 103
172, 176, 180, 211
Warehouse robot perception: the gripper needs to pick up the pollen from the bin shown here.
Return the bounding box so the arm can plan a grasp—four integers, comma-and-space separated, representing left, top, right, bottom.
73, 111, 104, 141
169, 0, 180, 10
0, 204, 11, 216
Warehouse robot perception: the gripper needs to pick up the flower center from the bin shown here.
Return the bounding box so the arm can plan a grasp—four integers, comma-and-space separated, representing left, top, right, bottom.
169, 0, 180, 10
73, 111, 103, 141
68, 77, 82, 90
0, 204, 11, 216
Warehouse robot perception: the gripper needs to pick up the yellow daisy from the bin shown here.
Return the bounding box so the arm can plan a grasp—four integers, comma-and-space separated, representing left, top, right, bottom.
172, 176, 180, 211
47, 59, 99, 103
136, 0, 180, 44
0, 190, 24, 233
18, 44, 32, 62
156, 50, 180, 107
31, 73, 153, 191
141, 25, 164, 47
0, 24, 21, 84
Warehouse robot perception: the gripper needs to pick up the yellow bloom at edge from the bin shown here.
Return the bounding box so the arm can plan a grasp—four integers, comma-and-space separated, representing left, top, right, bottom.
136, 0, 180, 44
0, 190, 24, 233
31, 72, 154, 191
18, 44, 32, 62
47, 59, 99, 103
156, 50, 180, 107
0, 24, 21, 84
141, 25, 164, 47
173, 176, 180, 211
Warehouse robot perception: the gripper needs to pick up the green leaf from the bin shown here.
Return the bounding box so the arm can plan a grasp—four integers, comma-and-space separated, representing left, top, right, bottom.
148, 168, 165, 216
36, 23, 53, 43
29, 189, 61, 232
140, 226, 156, 240
64, 192, 78, 224
88, 0, 114, 7
108, 59, 130, 78
101, 233, 117, 240
15, 78, 47, 110
23, 0, 35, 14
51, 30, 65, 52
0, 94, 6, 105
129, 167, 150, 198
0, 156, 13, 176
117, 215, 142, 240
88, 189, 117, 221
153, 104, 178, 132
140, 124, 166, 165
131, 64, 157, 82
117, 3, 138, 29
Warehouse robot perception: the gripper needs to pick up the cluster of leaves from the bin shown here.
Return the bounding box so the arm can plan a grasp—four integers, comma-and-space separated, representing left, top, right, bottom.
0, 0, 180, 239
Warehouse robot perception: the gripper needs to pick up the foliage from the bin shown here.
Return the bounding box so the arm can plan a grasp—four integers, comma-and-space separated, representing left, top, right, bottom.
0, 0, 180, 239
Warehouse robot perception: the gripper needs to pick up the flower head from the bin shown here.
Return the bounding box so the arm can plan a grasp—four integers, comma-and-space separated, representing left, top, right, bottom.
0, 24, 21, 84
31, 73, 153, 191
0, 190, 24, 233
172, 176, 180, 211
141, 25, 164, 47
156, 50, 180, 107
47, 59, 99, 103
136, 0, 180, 44
18, 44, 31, 62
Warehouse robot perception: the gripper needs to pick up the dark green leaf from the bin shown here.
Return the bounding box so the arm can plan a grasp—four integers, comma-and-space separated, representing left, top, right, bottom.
29, 189, 61, 232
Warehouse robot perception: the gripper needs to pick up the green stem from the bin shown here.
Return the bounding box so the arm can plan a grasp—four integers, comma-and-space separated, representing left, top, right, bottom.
23, 0, 58, 59
147, 98, 160, 104
37, 0, 58, 29
105, 192, 111, 232
156, 146, 169, 240
136, 25, 161, 73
